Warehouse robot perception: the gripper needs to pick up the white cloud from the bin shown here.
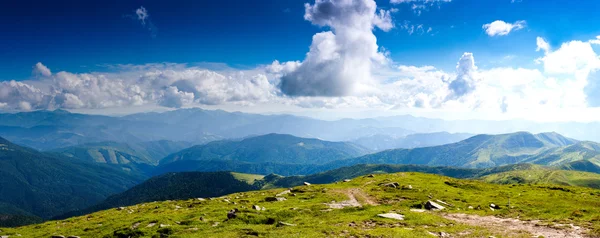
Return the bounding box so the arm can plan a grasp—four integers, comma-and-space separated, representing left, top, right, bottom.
135, 6, 149, 25
447, 53, 479, 98
279, 0, 392, 97
536, 37, 550, 53
390, 0, 452, 15
128, 6, 157, 37
33, 62, 52, 77
482, 20, 526, 36
537, 40, 600, 74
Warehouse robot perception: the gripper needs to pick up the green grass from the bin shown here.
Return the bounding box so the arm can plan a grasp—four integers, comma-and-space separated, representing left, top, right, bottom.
231, 172, 265, 184
2, 172, 600, 237
481, 168, 600, 189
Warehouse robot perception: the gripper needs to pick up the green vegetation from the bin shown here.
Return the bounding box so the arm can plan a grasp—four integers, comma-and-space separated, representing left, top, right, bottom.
52, 140, 191, 165
159, 133, 370, 165
2, 172, 599, 237
481, 168, 600, 189
329, 132, 600, 169
0, 137, 146, 226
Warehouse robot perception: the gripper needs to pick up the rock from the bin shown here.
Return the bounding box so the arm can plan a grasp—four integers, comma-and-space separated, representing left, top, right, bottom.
276, 190, 291, 197
146, 223, 156, 227
343, 179, 351, 182
196, 198, 206, 201
468, 206, 474, 209
159, 224, 170, 228
425, 200, 445, 210
439, 232, 450, 237
435, 199, 452, 207
277, 221, 297, 227
199, 216, 206, 222
367, 174, 375, 178
253, 205, 261, 210
131, 222, 141, 229
175, 205, 182, 209
403, 185, 413, 190
51, 236, 65, 238
410, 209, 426, 213
212, 222, 220, 227
490, 203, 500, 209
0, 236, 7, 238
116, 207, 125, 211
265, 197, 286, 202
303, 182, 311, 186
67, 236, 80, 238
227, 208, 238, 219
377, 213, 405, 220
382, 182, 399, 188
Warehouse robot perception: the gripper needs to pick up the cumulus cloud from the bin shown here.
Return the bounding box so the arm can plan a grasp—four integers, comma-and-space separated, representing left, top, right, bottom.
537, 39, 600, 74
33, 62, 52, 77
0, 63, 279, 111
278, 0, 392, 97
448, 53, 479, 98
482, 20, 526, 36
536, 37, 550, 53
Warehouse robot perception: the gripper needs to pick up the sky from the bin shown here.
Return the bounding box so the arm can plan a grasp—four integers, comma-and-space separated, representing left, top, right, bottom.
2, 0, 600, 121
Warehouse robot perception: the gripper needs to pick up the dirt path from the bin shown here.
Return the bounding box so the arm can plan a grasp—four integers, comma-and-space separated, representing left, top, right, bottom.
326, 188, 378, 209
443, 213, 588, 238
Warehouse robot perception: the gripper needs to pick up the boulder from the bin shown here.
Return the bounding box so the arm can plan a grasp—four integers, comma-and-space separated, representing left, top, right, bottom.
116, 207, 125, 211
276, 190, 291, 197
303, 182, 311, 186
367, 174, 375, 178
425, 200, 445, 210
382, 182, 399, 188
343, 179, 351, 182
67, 236, 81, 238
227, 208, 238, 219
489, 203, 500, 209
377, 213, 405, 220
265, 197, 286, 202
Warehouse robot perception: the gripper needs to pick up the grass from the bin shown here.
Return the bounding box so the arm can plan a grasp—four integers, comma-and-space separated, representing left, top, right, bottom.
2, 172, 599, 237
231, 172, 265, 185
480, 169, 600, 189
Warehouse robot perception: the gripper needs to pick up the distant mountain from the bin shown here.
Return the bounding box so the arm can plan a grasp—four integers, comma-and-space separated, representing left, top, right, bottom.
52, 140, 191, 165
159, 133, 370, 165
351, 132, 474, 151
0, 136, 146, 226
480, 166, 600, 189
331, 132, 580, 169
57, 171, 264, 219
559, 160, 600, 174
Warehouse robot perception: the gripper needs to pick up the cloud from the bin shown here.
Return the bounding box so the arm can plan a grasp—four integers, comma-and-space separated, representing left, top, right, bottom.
482, 20, 526, 36
0, 63, 279, 111
448, 53, 478, 98
390, 0, 452, 15
536, 39, 600, 74
279, 0, 392, 97
536, 37, 550, 53
127, 6, 158, 37
33, 62, 52, 77
585, 69, 600, 107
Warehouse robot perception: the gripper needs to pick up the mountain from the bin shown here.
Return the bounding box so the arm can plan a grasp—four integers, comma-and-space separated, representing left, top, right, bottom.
351, 132, 474, 151
57, 171, 265, 219
4, 172, 599, 237
559, 160, 600, 173
331, 132, 580, 169
480, 167, 600, 189
51, 140, 191, 165
0, 136, 146, 226
159, 133, 370, 165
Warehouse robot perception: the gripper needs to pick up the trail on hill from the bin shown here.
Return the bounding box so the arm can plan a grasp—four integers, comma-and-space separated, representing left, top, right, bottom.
326, 188, 378, 209
443, 213, 588, 238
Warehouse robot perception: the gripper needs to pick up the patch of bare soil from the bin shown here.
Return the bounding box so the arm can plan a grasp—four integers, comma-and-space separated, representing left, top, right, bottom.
326, 188, 379, 209
443, 213, 588, 238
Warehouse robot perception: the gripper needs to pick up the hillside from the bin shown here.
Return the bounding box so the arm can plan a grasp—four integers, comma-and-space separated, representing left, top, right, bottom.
351, 132, 474, 151
52, 140, 191, 165
159, 133, 370, 165
0, 137, 146, 226
480, 168, 600, 189
59, 172, 265, 219
3, 172, 599, 237
331, 132, 580, 169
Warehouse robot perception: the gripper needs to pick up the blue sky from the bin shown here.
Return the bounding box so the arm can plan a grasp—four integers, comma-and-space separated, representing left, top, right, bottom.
2, 0, 599, 80
2, 0, 600, 122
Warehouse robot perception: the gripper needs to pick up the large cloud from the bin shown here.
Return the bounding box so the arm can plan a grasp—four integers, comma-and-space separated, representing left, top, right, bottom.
447, 53, 478, 98
0, 63, 278, 111
278, 0, 392, 97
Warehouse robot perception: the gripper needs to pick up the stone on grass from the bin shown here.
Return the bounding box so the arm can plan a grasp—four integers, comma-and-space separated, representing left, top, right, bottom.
227, 209, 238, 219
146, 223, 156, 227
343, 179, 351, 182
377, 213, 405, 220
51, 236, 65, 238
276, 190, 291, 197
382, 182, 399, 188
303, 182, 311, 186
277, 221, 297, 227
265, 197, 286, 202
425, 200, 445, 210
